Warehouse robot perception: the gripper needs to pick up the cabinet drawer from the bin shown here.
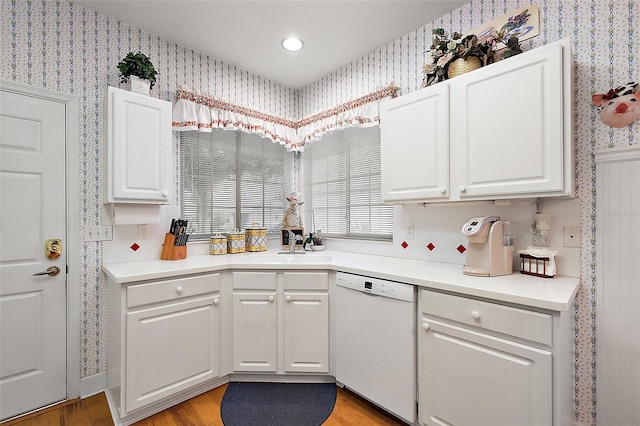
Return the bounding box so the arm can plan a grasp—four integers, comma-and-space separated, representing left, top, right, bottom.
420, 289, 552, 346
127, 274, 220, 308
283, 272, 328, 290
233, 271, 277, 290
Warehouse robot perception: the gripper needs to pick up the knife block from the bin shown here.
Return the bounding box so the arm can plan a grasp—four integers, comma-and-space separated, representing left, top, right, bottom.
160, 233, 187, 261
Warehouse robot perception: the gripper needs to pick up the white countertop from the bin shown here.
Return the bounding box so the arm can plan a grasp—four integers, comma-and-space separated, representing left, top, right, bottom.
102, 249, 580, 312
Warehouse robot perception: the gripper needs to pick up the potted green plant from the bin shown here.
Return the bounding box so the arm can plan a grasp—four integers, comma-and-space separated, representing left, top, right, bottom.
117, 51, 158, 94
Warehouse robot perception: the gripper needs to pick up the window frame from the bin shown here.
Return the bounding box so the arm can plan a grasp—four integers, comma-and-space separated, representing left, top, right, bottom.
301, 126, 393, 241
179, 129, 288, 240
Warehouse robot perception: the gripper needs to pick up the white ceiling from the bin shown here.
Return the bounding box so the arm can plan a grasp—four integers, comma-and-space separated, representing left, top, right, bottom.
72, 0, 467, 89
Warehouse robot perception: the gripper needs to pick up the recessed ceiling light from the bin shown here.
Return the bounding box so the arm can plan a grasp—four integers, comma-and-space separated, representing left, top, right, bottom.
282, 36, 304, 52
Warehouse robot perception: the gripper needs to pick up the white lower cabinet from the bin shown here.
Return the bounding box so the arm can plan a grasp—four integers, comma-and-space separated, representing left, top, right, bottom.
418, 289, 572, 426
232, 290, 278, 372
108, 274, 222, 418
283, 291, 329, 373
232, 271, 329, 374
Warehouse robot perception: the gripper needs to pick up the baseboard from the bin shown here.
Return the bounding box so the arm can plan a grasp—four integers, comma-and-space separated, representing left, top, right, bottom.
108, 376, 230, 426
80, 372, 107, 398
229, 373, 335, 383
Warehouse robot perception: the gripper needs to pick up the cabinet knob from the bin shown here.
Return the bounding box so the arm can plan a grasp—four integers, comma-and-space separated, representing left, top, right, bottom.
470, 311, 480, 320
161, 190, 168, 197
421, 322, 430, 331
268, 295, 274, 302
286, 295, 292, 302
176, 286, 184, 294
440, 187, 446, 194
459, 185, 467, 193
213, 298, 219, 305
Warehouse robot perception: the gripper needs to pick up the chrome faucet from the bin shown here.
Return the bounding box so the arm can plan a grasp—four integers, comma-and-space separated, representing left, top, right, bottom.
288, 229, 302, 253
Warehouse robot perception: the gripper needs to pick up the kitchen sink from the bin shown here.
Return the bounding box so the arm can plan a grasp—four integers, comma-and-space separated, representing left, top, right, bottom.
238, 254, 332, 264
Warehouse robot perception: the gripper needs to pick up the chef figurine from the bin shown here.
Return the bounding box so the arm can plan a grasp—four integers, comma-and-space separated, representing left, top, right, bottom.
282, 191, 304, 229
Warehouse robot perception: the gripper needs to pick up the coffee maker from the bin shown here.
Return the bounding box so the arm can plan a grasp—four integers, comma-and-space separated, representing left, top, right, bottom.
461, 216, 514, 277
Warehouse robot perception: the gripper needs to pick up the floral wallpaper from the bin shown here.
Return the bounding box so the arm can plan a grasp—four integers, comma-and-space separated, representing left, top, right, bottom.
300, 1, 637, 423
1, 0, 296, 381
2, 0, 637, 424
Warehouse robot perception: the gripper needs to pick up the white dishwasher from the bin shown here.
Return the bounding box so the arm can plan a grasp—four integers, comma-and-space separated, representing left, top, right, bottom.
334, 271, 416, 424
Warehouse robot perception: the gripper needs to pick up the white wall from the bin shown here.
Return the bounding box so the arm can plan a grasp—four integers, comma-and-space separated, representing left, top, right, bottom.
327, 198, 581, 278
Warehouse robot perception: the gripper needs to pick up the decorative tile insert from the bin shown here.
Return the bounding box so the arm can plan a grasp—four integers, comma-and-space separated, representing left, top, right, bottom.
457, 244, 466, 254
401, 241, 408, 249
427, 243, 435, 251
130, 243, 140, 251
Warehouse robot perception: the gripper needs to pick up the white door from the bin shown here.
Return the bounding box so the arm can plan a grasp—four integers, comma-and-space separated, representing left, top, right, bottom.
0, 90, 67, 421
105, 87, 170, 203
418, 317, 552, 426
283, 292, 329, 373
380, 83, 450, 202
125, 296, 219, 414
450, 40, 566, 199
232, 292, 278, 372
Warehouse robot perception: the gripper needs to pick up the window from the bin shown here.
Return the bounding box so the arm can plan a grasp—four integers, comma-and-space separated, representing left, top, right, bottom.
302, 126, 393, 240
180, 129, 287, 239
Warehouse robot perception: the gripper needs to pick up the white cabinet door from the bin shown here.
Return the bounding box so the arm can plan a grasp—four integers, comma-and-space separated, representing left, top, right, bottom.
450, 40, 569, 199
105, 87, 171, 203
380, 83, 450, 202
125, 295, 219, 413
283, 292, 329, 373
418, 317, 552, 426
232, 292, 278, 372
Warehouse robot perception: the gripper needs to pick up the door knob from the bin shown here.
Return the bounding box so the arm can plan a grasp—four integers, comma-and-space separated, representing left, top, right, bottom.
33, 266, 61, 276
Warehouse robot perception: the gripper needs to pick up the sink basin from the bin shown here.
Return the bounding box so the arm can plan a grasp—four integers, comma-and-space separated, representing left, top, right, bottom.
238, 254, 332, 264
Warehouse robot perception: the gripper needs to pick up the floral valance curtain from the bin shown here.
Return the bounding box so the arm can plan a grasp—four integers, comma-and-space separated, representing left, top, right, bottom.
172, 85, 399, 152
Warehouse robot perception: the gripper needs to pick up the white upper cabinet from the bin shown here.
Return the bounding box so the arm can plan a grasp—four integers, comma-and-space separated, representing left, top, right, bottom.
104, 87, 171, 204
380, 38, 574, 204
450, 39, 572, 200
380, 83, 450, 202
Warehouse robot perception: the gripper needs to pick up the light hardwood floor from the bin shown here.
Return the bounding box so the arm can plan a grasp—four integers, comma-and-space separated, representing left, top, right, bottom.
5, 384, 406, 425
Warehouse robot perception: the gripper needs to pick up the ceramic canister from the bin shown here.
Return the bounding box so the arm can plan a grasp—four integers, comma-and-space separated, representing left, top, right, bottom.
246, 223, 268, 252
227, 229, 246, 254
209, 233, 227, 255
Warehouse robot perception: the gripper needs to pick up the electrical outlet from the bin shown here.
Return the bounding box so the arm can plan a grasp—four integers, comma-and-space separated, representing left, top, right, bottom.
84, 225, 113, 242
407, 224, 414, 239
563, 226, 580, 248
138, 224, 148, 240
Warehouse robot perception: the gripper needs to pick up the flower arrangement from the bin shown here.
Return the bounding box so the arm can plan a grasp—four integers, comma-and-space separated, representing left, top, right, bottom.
421, 26, 523, 88
421, 29, 494, 87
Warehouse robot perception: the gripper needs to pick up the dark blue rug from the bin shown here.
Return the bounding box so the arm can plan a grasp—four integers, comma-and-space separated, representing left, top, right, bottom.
220, 382, 337, 426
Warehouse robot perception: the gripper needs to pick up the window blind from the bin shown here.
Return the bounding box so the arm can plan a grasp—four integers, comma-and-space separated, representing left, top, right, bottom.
303, 126, 393, 240
180, 129, 286, 239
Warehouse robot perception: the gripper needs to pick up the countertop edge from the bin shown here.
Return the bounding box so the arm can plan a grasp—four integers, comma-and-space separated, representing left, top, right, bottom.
102, 250, 580, 312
